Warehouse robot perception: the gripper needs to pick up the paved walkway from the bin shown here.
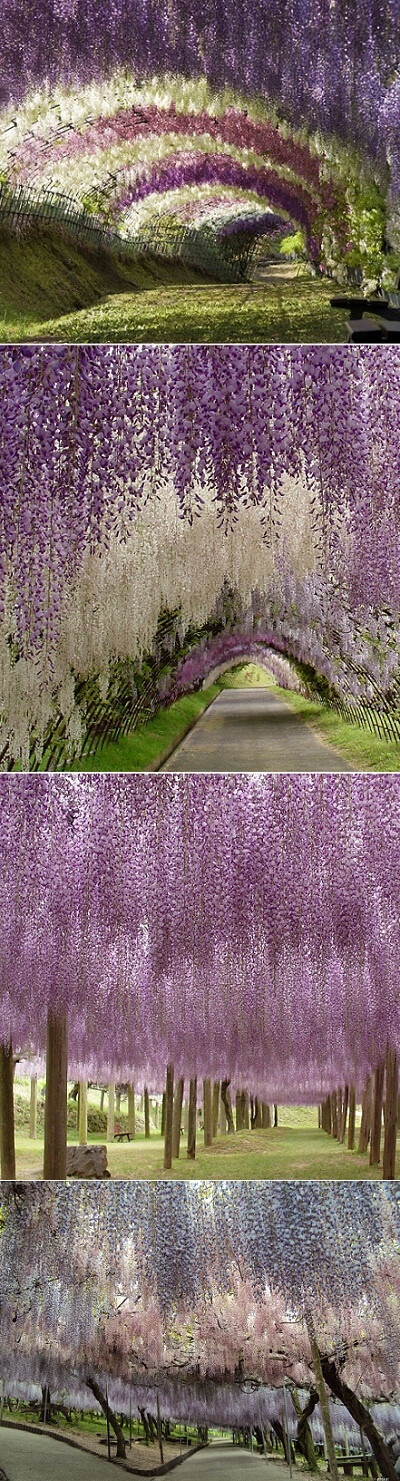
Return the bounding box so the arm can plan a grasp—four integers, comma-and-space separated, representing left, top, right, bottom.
184, 1446, 293, 1478
0, 1427, 113, 1481
162, 689, 351, 772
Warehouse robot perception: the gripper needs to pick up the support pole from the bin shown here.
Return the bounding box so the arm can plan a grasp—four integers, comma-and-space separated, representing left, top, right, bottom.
187, 1078, 197, 1160
383, 1046, 398, 1180
107, 1081, 115, 1142
144, 1087, 150, 1138
78, 1080, 88, 1145
43, 1011, 68, 1180
164, 1063, 174, 1169
203, 1078, 212, 1145
172, 1076, 184, 1160
29, 1074, 38, 1140
127, 1085, 136, 1138
0, 1041, 16, 1179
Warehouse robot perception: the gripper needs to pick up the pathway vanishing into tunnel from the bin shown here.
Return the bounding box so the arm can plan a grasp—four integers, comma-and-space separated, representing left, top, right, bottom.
0, 1430, 294, 1480
162, 688, 351, 772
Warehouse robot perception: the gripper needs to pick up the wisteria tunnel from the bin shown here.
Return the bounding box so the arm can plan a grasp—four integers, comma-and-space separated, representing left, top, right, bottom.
0, 1181, 400, 1479
0, 344, 399, 771
0, 771, 399, 1183
1, 0, 400, 338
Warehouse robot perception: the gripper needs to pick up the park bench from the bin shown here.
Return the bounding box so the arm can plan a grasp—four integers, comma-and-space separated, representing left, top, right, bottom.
330, 295, 400, 342
335, 1455, 377, 1477
114, 1122, 131, 1141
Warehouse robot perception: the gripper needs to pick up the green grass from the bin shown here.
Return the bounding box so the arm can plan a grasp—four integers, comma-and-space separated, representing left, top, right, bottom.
13, 1122, 399, 1181
0, 232, 348, 341
68, 683, 224, 771
275, 687, 400, 770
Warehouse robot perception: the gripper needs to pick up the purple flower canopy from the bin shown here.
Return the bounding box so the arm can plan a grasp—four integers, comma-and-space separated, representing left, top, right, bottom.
2, 0, 400, 190
1, 772, 399, 1094
0, 1181, 399, 1402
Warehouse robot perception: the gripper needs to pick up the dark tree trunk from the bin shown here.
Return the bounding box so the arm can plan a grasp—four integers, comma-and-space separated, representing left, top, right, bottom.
273, 1104, 278, 1127
348, 1086, 356, 1149
187, 1077, 197, 1159
320, 1355, 397, 1481
172, 1077, 184, 1160
272, 1419, 295, 1467
252, 1097, 263, 1128
241, 1091, 250, 1130
291, 1387, 319, 1471
163, 1064, 174, 1170
358, 1076, 372, 1154
144, 1086, 150, 1138
221, 1079, 235, 1133
331, 1090, 338, 1138
383, 1046, 398, 1179
262, 1103, 271, 1128
370, 1061, 384, 1166
161, 1092, 166, 1137
212, 1081, 220, 1137
340, 1085, 349, 1142
235, 1090, 243, 1131
40, 1385, 51, 1424
87, 1376, 126, 1458
321, 1095, 332, 1134
0, 1041, 16, 1179
139, 1407, 150, 1444
203, 1078, 212, 1145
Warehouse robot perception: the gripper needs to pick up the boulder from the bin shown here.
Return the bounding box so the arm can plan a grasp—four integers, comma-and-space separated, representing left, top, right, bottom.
66, 1144, 110, 1178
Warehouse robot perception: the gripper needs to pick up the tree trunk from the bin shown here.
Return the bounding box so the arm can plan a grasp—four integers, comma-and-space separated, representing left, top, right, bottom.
127, 1085, 135, 1138
107, 1081, 115, 1141
139, 1407, 150, 1444
161, 1092, 166, 1138
40, 1385, 51, 1424
236, 1090, 243, 1131
43, 1011, 68, 1180
291, 1387, 319, 1471
87, 1376, 126, 1459
144, 1087, 150, 1138
172, 1077, 184, 1160
273, 1104, 278, 1127
115, 1087, 121, 1115
331, 1090, 338, 1138
358, 1076, 372, 1153
320, 1355, 397, 1481
252, 1097, 263, 1129
321, 1096, 332, 1134
0, 1041, 16, 1179
221, 1079, 234, 1133
187, 1077, 197, 1160
29, 1075, 38, 1140
272, 1419, 295, 1467
164, 1064, 174, 1169
262, 1103, 271, 1128
340, 1085, 349, 1142
370, 1061, 384, 1166
220, 1099, 227, 1134
78, 1081, 88, 1145
212, 1081, 220, 1137
383, 1046, 398, 1179
307, 1322, 339, 1481
347, 1086, 356, 1150
241, 1091, 250, 1130
203, 1078, 212, 1145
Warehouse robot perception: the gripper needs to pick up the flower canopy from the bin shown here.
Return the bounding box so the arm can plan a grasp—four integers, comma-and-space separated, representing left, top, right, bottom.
1, 771, 399, 1097
0, 344, 399, 766
0, 1181, 399, 1407
1, 1, 400, 272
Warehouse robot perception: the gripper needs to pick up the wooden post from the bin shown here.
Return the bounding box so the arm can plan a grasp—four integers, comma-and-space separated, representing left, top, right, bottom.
358, 1076, 372, 1154
29, 1075, 38, 1140
187, 1077, 197, 1160
172, 1076, 184, 1160
347, 1086, 356, 1150
164, 1064, 174, 1170
127, 1085, 136, 1138
144, 1087, 150, 1138
212, 1081, 220, 1138
370, 1061, 385, 1166
78, 1080, 88, 1145
107, 1082, 115, 1142
0, 1041, 16, 1179
43, 1011, 68, 1180
383, 1046, 398, 1180
203, 1078, 212, 1145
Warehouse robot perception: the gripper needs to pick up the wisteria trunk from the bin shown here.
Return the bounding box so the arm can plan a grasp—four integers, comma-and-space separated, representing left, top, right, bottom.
164, 1064, 174, 1169
127, 1085, 135, 1138
358, 1076, 372, 1154
87, 1376, 126, 1459
382, 1046, 398, 1179
78, 1081, 88, 1145
0, 1041, 16, 1179
221, 1080, 234, 1133
347, 1086, 356, 1149
320, 1356, 398, 1481
369, 1061, 384, 1166
107, 1082, 115, 1142
187, 1077, 197, 1159
43, 1011, 68, 1180
212, 1080, 220, 1137
203, 1078, 212, 1145
340, 1085, 349, 1141
172, 1077, 184, 1159
144, 1087, 150, 1138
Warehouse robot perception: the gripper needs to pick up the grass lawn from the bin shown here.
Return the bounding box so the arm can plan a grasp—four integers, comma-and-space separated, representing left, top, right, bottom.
14, 1120, 398, 1181
0, 233, 348, 341
62, 666, 400, 773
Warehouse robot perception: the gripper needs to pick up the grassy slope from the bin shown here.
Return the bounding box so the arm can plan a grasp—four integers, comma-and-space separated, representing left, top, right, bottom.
67, 665, 400, 773
0, 232, 348, 341
14, 1122, 399, 1181
0, 228, 208, 340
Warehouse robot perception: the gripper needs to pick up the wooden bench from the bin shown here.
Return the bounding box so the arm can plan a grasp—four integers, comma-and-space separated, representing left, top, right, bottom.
114, 1123, 131, 1141
335, 1454, 377, 1477
330, 295, 400, 342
